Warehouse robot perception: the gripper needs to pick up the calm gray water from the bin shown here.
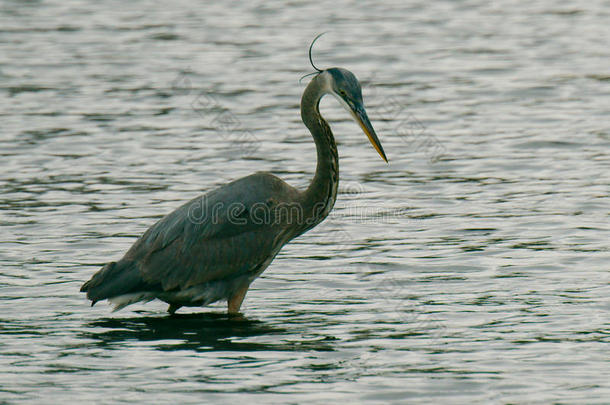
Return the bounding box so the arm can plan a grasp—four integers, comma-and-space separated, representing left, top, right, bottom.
1, 0, 609, 403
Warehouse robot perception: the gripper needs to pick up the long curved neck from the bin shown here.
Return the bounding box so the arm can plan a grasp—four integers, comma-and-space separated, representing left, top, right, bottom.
299, 75, 339, 231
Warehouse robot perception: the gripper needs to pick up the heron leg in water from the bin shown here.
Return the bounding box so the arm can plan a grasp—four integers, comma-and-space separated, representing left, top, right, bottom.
228, 285, 249, 314
167, 303, 182, 315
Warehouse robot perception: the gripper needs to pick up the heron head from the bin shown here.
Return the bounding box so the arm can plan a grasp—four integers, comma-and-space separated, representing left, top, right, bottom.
322, 67, 388, 163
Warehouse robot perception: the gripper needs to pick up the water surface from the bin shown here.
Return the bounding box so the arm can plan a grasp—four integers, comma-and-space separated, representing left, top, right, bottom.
1, 0, 609, 403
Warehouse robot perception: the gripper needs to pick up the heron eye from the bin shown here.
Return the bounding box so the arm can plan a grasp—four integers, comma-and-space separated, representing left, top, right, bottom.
339, 90, 347, 97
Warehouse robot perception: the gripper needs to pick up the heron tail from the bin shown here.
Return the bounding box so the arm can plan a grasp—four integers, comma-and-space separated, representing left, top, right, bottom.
80, 260, 148, 304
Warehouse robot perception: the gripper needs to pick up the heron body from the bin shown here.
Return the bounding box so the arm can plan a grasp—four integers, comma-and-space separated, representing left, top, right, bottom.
80, 67, 387, 314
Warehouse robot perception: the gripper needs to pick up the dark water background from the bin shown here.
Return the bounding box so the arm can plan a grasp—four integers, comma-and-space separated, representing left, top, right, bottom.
1, 0, 608, 403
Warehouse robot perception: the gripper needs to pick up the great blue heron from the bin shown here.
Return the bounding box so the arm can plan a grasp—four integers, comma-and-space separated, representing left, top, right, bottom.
80, 39, 387, 315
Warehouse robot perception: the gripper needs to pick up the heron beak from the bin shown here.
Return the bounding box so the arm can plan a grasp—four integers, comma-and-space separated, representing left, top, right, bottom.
352, 105, 388, 163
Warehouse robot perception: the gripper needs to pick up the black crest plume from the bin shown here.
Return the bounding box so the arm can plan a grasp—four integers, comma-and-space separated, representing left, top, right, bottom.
300, 33, 327, 83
